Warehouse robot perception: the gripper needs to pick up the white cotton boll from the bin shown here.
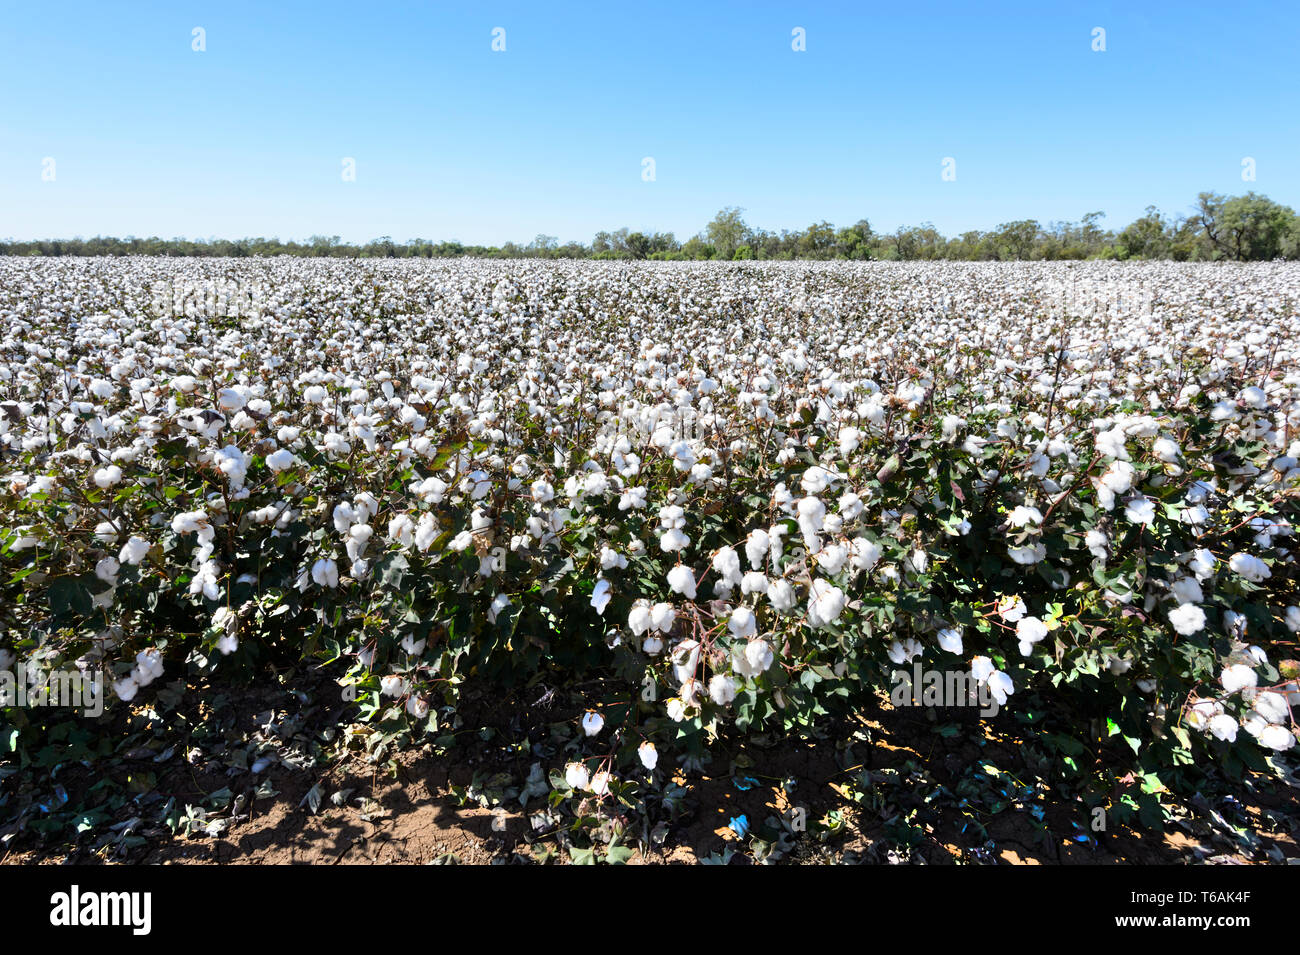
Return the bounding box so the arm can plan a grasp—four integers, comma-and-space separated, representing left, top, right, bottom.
1228, 552, 1270, 583
1124, 496, 1156, 525
997, 595, 1027, 622
1099, 460, 1135, 494
589, 771, 611, 796
1169, 576, 1203, 605
1259, 724, 1295, 751
216, 388, 246, 411
406, 695, 430, 719
346, 524, 373, 562
388, 513, 415, 549
1188, 548, 1216, 580
628, 601, 652, 636
1208, 714, 1238, 742
847, 537, 881, 574
1007, 505, 1043, 528
266, 448, 296, 472
400, 634, 427, 657
113, 676, 139, 702
1185, 699, 1222, 731
987, 671, 1014, 705
486, 593, 511, 623
671, 640, 701, 683
590, 578, 612, 615
937, 627, 963, 654
971, 656, 995, 684
638, 741, 659, 770
888, 638, 921, 664
659, 527, 690, 553
814, 543, 847, 576
93, 465, 123, 488
414, 513, 439, 551
712, 546, 742, 588
95, 556, 120, 584
599, 546, 627, 571
217, 633, 239, 655
709, 674, 737, 705
1152, 437, 1181, 463
1254, 691, 1290, 725
311, 558, 339, 588
1095, 428, 1130, 460
565, 762, 591, 791
727, 606, 757, 639
1168, 602, 1206, 636
136, 649, 164, 682
744, 639, 775, 675
1220, 664, 1257, 694
767, 524, 788, 562
800, 466, 836, 495
1239, 385, 1268, 409
740, 571, 768, 596
1286, 606, 1300, 632
650, 602, 676, 633
1007, 542, 1046, 565
581, 710, 605, 736
665, 564, 697, 599
642, 634, 664, 655
1085, 529, 1109, 560
619, 486, 647, 510
807, 578, 846, 628
1016, 616, 1048, 655
767, 578, 796, 612
380, 675, 406, 697
119, 535, 150, 565
796, 495, 826, 532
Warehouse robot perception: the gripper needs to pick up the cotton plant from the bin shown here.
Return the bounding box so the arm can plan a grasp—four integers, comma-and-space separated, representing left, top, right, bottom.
2, 256, 1299, 802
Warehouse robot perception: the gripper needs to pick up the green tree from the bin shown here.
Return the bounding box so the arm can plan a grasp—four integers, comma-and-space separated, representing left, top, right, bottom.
704, 207, 749, 259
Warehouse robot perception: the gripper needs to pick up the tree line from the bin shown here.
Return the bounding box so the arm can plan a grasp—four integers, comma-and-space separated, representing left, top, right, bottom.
3, 191, 1297, 262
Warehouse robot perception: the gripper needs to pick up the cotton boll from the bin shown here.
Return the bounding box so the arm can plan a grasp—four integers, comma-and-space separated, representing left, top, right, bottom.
1208, 714, 1239, 742
1220, 664, 1257, 694
638, 741, 659, 770
119, 535, 151, 565
937, 627, 963, 654
1228, 552, 1270, 583
727, 606, 757, 639
767, 578, 796, 612
650, 602, 676, 633
1254, 691, 1290, 725
590, 578, 613, 615
93, 465, 123, 488
311, 557, 339, 588
806, 578, 846, 628
1168, 602, 1206, 635
1259, 724, 1296, 751
565, 762, 591, 791
670, 561, 702, 597
581, 710, 605, 736
708, 674, 737, 705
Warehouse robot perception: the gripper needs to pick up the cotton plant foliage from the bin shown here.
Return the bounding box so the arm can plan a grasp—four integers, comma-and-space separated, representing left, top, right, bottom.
3, 258, 1300, 801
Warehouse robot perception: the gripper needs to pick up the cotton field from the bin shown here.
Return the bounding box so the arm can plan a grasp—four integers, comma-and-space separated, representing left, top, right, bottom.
3, 258, 1300, 851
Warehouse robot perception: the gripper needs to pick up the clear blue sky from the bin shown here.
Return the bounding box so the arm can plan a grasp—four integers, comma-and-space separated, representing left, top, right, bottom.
2, 0, 1296, 245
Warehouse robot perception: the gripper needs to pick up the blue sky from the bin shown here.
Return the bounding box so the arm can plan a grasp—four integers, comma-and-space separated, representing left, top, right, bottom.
1, 0, 1296, 244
